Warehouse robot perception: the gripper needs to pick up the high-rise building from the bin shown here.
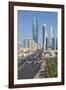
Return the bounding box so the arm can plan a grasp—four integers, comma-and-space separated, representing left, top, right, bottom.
22, 39, 30, 48
27, 39, 30, 48
46, 37, 49, 50
52, 37, 56, 49
56, 37, 58, 50
17, 42, 22, 54
32, 17, 38, 45
42, 24, 45, 50
50, 26, 53, 47
22, 39, 25, 48
50, 25, 57, 50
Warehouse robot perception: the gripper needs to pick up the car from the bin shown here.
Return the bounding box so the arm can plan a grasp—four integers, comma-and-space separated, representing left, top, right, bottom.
26, 60, 33, 64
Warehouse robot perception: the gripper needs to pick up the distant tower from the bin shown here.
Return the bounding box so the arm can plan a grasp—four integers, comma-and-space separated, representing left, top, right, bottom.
22, 39, 25, 48
52, 38, 55, 49
51, 26, 56, 50
32, 17, 38, 46
46, 37, 49, 50
56, 37, 57, 50
27, 39, 30, 48
42, 24, 46, 50
50, 25, 53, 48
45, 25, 49, 50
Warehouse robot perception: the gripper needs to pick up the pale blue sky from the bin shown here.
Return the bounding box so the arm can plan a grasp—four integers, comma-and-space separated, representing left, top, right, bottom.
17, 10, 57, 43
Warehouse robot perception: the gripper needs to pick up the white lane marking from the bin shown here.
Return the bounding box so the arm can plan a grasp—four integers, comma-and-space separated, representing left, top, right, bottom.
18, 63, 26, 71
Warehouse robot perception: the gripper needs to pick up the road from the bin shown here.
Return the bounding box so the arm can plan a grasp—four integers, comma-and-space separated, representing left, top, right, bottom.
18, 49, 43, 79
18, 59, 26, 68
18, 63, 41, 79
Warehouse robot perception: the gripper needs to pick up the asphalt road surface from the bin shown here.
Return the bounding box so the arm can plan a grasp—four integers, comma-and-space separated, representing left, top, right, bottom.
18, 49, 42, 79
18, 59, 26, 68
18, 63, 41, 79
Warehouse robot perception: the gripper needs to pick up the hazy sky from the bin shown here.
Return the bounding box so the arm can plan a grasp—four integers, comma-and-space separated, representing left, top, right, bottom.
17, 10, 57, 43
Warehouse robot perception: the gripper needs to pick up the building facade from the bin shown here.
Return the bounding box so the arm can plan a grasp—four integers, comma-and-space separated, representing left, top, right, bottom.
42, 24, 45, 50
45, 37, 49, 50
32, 17, 38, 44
52, 37, 56, 49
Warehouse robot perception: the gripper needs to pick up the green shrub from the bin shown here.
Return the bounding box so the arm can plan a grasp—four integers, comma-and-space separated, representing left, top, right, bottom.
45, 57, 57, 78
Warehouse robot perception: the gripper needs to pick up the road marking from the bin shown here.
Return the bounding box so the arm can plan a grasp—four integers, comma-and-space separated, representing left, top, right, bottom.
18, 63, 26, 71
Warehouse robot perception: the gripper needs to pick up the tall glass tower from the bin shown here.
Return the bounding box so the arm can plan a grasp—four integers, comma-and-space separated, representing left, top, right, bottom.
42, 24, 45, 50
46, 37, 49, 50
32, 17, 38, 44
52, 38, 55, 49
51, 26, 56, 50
56, 37, 57, 50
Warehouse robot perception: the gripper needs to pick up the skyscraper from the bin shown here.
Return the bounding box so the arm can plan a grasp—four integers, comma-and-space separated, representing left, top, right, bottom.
42, 24, 45, 50
50, 25, 53, 48
32, 17, 38, 44
52, 37, 55, 49
56, 37, 58, 50
50, 26, 56, 50
46, 37, 49, 50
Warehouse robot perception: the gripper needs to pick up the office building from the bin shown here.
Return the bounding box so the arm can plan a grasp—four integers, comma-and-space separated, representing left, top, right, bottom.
17, 42, 22, 54
45, 37, 49, 50
56, 37, 58, 50
42, 24, 46, 50
22, 39, 30, 48
30, 39, 38, 51
32, 17, 38, 46
52, 37, 56, 49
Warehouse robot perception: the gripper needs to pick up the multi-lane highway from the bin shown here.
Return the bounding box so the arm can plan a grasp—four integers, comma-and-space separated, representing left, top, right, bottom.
18, 49, 43, 79
18, 63, 41, 79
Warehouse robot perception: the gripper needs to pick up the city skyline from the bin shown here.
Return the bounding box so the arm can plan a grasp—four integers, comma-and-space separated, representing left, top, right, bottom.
18, 10, 57, 44
17, 10, 58, 80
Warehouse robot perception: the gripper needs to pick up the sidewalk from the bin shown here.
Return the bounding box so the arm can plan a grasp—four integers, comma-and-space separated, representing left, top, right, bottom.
34, 58, 46, 79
